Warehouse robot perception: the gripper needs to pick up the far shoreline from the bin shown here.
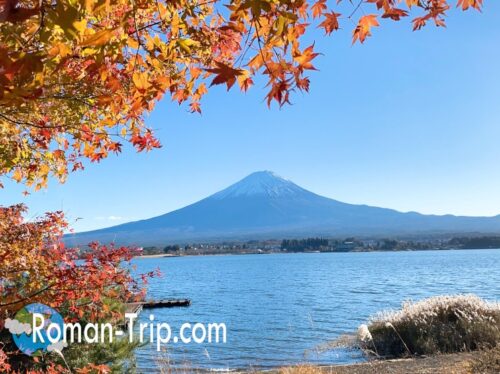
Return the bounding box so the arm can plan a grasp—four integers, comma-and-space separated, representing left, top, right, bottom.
133, 247, 500, 259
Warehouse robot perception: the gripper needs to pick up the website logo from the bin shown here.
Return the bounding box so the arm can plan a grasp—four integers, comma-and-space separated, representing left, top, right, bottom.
6, 303, 227, 356
5, 303, 66, 356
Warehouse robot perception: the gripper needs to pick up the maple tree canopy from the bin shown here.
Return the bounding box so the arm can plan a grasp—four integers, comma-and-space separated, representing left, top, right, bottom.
0, 203, 157, 373
0, 204, 151, 320
0, 0, 482, 189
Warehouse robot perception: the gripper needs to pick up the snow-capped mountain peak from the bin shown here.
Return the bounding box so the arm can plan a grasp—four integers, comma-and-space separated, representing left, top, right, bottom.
211, 171, 305, 199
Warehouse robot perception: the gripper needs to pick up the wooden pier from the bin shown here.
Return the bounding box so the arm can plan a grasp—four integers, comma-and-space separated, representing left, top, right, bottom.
120, 299, 191, 329
124, 298, 191, 315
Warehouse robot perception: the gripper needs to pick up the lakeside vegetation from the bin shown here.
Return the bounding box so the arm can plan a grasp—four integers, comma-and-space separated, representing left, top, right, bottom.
320, 294, 500, 373
138, 236, 500, 257
356, 295, 500, 357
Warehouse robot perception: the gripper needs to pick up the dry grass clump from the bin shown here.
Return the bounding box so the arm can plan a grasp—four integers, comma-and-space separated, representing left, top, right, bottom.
155, 350, 197, 374
358, 295, 500, 358
468, 344, 500, 373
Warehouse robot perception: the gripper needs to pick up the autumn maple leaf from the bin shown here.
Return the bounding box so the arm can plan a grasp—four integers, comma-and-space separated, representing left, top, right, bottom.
266, 79, 291, 107
382, 8, 409, 21
352, 15, 379, 44
206, 61, 244, 90
293, 44, 319, 70
311, 0, 327, 18
237, 70, 254, 92
457, 0, 482, 11
190, 101, 201, 113
319, 12, 341, 35
79, 29, 114, 47
367, 0, 389, 10
130, 131, 161, 152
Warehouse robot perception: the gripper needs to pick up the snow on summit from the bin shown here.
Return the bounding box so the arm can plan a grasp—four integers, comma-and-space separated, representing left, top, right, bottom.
211, 171, 306, 199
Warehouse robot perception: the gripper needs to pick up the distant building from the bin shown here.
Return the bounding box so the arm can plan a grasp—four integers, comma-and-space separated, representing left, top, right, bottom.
335, 241, 356, 252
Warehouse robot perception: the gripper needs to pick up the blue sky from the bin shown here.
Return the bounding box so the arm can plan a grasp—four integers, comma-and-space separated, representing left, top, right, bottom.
2, 4, 500, 232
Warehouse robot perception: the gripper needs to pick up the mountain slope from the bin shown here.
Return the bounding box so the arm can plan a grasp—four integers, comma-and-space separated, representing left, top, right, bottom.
66, 171, 500, 245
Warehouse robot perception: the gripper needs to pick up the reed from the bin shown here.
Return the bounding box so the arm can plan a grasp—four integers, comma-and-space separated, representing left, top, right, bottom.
358, 294, 500, 358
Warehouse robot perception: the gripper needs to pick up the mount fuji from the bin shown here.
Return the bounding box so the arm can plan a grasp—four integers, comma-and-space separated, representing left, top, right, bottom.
66, 171, 500, 245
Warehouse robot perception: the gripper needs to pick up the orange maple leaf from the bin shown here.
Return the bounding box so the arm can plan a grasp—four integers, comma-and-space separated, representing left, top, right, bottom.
311, 0, 327, 18
382, 8, 409, 21
266, 79, 291, 107
80, 29, 114, 47
206, 61, 244, 90
367, 0, 390, 10
189, 101, 201, 113
352, 15, 379, 44
237, 72, 254, 92
319, 12, 341, 35
293, 44, 319, 70
457, 0, 482, 11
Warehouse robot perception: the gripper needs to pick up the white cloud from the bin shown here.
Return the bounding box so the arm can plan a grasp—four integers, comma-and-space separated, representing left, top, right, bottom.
5, 318, 32, 335
47, 340, 68, 352
107, 215, 124, 221
95, 215, 124, 221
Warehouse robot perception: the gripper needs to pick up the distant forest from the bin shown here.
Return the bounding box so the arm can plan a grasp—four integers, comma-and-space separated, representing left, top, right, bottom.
138, 235, 500, 256
449, 236, 500, 249
281, 238, 329, 252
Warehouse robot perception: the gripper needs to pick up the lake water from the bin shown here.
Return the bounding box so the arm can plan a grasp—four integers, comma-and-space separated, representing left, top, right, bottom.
132, 249, 500, 372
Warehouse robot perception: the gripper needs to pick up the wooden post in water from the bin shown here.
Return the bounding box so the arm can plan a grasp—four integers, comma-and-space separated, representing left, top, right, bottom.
121, 299, 191, 328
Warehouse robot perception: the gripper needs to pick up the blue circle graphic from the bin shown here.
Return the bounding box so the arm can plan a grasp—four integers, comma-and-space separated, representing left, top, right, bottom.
11, 303, 65, 356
